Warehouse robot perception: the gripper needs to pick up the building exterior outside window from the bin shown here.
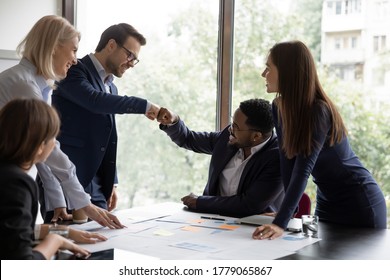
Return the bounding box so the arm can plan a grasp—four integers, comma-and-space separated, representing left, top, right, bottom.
321, 0, 390, 102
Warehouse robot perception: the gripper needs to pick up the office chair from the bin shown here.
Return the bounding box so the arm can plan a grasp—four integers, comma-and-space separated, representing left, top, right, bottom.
294, 192, 311, 218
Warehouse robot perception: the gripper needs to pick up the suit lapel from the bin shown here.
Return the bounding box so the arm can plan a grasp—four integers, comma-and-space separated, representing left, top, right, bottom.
82, 55, 115, 124
82, 55, 107, 93
207, 133, 238, 195
236, 131, 277, 194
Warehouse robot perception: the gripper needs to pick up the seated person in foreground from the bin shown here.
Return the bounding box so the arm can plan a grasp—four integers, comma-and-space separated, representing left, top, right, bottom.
159, 98, 284, 217
0, 99, 107, 260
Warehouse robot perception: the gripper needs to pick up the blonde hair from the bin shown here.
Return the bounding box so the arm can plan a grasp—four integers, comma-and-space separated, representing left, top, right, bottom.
16, 15, 80, 81
0, 99, 60, 169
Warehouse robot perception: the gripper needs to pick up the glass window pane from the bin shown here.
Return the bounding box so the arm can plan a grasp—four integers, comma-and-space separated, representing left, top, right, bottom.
75, 0, 219, 208
233, 0, 390, 225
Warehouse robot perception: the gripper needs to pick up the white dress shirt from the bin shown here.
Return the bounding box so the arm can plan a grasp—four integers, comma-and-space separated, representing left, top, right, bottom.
219, 137, 271, 196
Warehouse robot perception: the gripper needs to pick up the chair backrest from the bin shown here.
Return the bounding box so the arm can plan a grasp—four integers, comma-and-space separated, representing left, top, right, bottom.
295, 192, 311, 218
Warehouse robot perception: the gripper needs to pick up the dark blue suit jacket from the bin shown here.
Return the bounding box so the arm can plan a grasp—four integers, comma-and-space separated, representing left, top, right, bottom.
160, 119, 284, 218
272, 101, 387, 229
52, 55, 147, 200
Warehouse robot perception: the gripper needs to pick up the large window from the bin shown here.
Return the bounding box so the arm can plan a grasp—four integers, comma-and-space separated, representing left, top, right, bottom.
75, 0, 219, 208
74, 0, 389, 226
231, 0, 390, 225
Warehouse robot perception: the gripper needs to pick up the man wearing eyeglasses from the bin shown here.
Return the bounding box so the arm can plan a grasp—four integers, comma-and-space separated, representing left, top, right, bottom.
51, 23, 167, 215
158, 98, 284, 218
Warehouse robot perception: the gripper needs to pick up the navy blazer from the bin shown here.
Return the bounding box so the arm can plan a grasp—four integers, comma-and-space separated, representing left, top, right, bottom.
160, 119, 284, 218
0, 162, 45, 259
52, 55, 147, 200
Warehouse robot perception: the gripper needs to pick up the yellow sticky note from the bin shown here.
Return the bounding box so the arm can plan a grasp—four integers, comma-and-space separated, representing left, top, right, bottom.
181, 226, 201, 232
219, 224, 239, 230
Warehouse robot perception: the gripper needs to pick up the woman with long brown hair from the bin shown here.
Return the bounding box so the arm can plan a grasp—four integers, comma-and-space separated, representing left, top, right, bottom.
253, 40, 387, 240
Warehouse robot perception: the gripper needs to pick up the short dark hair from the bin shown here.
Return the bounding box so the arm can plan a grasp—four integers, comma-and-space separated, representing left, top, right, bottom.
239, 98, 274, 134
95, 23, 146, 52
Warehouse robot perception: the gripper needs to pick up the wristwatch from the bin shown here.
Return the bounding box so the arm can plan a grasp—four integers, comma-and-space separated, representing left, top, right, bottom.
48, 225, 69, 238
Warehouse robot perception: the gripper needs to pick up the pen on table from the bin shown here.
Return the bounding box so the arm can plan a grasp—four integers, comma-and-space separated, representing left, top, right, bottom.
200, 216, 226, 221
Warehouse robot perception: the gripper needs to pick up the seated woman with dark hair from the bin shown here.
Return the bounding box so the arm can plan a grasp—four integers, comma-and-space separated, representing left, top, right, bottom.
0, 99, 107, 260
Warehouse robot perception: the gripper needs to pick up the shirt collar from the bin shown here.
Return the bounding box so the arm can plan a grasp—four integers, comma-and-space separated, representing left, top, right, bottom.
88, 53, 114, 84
237, 135, 271, 159
251, 135, 271, 153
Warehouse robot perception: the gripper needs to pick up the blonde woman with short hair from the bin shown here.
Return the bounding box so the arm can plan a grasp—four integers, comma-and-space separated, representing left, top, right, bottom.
17, 14, 81, 82
0, 15, 124, 229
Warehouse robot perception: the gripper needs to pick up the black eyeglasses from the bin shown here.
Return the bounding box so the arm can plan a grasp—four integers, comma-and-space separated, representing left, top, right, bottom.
120, 45, 139, 65
229, 118, 261, 133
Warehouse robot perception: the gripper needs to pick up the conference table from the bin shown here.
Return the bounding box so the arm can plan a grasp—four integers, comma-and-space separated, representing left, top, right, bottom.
279, 220, 390, 259
66, 202, 390, 260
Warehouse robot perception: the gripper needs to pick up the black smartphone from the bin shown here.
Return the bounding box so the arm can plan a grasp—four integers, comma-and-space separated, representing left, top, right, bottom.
55, 248, 114, 260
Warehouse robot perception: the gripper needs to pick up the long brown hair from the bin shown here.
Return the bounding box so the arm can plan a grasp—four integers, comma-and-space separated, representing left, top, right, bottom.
269, 41, 346, 158
0, 99, 60, 169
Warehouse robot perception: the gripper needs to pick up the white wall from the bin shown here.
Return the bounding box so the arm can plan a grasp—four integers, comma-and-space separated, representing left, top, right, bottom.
0, 0, 61, 72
